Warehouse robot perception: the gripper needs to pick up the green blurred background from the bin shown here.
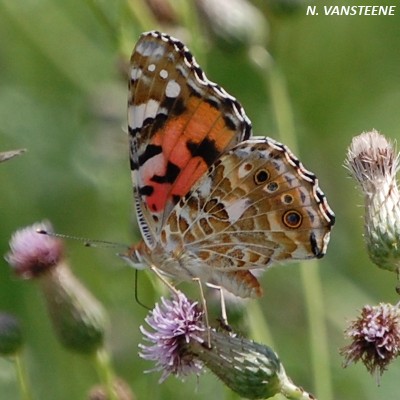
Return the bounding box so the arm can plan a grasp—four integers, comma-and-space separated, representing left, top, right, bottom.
1, 0, 400, 399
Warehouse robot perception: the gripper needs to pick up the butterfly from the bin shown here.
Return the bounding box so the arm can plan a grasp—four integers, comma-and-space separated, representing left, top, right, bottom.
126, 31, 335, 298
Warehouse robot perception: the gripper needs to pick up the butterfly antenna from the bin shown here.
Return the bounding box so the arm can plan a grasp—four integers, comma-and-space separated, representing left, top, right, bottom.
36, 228, 129, 251
134, 269, 151, 310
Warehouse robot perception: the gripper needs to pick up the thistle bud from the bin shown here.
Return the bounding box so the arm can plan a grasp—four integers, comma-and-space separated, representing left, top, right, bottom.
195, 0, 267, 49
345, 130, 400, 274
140, 291, 315, 399
191, 331, 315, 399
5, 221, 107, 354
0, 313, 23, 356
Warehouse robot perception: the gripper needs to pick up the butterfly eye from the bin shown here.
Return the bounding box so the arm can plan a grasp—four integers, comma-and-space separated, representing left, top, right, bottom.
254, 169, 270, 185
282, 210, 303, 228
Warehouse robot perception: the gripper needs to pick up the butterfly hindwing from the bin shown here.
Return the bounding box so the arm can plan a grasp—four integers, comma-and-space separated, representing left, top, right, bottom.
162, 139, 334, 279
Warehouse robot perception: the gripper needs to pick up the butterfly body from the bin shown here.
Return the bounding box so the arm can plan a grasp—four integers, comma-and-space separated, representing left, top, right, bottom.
127, 31, 335, 298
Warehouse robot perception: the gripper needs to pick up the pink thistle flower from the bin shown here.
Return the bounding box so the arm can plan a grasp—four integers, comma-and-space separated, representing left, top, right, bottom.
139, 291, 206, 382
5, 221, 64, 279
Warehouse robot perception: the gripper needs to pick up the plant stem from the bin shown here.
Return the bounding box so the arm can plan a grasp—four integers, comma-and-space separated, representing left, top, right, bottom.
280, 371, 317, 400
14, 354, 33, 400
93, 348, 117, 400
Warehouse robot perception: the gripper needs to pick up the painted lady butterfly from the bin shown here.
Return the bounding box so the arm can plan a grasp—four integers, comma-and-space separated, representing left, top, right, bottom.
126, 31, 335, 298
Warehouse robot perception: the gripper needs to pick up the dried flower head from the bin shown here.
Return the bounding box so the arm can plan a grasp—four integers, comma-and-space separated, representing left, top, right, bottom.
5, 221, 64, 278
341, 303, 400, 378
139, 291, 206, 383
345, 130, 400, 273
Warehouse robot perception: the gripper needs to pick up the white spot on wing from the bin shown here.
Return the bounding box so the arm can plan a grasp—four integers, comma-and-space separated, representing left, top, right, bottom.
128, 99, 168, 130
160, 69, 168, 79
224, 198, 249, 224
131, 67, 142, 81
238, 163, 253, 179
165, 80, 181, 98
136, 41, 166, 58
148, 64, 156, 72
197, 176, 213, 199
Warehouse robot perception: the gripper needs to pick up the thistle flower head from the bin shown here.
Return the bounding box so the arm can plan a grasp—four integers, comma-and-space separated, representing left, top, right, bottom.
345, 130, 400, 273
5, 221, 64, 279
5, 221, 106, 354
139, 291, 206, 383
345, 130, 399, 195
341, 303, 400, 378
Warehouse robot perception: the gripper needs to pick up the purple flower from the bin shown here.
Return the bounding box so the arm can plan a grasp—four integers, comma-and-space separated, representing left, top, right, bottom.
139, 291, 206, 382
5, 221, 64, 279
341, 303, 400, 378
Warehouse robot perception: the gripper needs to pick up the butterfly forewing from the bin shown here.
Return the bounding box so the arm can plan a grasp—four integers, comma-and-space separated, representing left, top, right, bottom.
128, 31, 252, 247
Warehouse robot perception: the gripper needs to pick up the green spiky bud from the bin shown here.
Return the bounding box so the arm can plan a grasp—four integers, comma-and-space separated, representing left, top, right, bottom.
191, 330, 316, 400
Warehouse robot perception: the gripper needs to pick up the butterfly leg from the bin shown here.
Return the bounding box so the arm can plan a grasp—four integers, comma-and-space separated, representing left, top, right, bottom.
205, 283, 229, 329
149, 264, 181, 296
193, 278, 212, 348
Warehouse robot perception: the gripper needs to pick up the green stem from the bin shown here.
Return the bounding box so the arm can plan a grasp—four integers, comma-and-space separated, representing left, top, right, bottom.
245, 300, 275, 347
93, 348, 117, 400
84, 0, 119, 45
14, 354, 33, 400
300, 261, 333, 400
125, 0, 158, 32
250, 46, 333, 400
267, 60, 297, 149
280, 371, 316, 400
